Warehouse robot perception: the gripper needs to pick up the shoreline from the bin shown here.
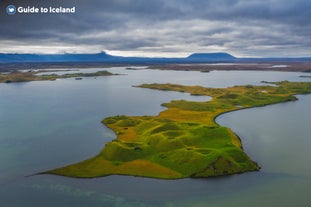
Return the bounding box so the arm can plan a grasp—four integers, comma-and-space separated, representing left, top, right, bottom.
147, 62, 311, 72
1, 62, 311, 73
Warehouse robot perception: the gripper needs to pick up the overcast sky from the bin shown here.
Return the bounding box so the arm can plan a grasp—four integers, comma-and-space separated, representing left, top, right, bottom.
0, 0, 310, 57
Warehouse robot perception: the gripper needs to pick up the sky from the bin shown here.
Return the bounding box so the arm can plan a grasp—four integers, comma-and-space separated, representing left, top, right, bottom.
0, 0, 310, 57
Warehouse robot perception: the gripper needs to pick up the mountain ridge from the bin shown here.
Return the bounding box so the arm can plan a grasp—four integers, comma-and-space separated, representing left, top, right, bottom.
0, 52, 310, 64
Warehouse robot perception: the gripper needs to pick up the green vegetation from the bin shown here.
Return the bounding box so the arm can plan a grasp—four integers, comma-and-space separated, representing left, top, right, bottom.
45, 81, 311, 179
0, 70, 116, 83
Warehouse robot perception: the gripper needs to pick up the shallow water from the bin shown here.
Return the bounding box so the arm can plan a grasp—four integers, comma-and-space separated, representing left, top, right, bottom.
0, 68, 310, 206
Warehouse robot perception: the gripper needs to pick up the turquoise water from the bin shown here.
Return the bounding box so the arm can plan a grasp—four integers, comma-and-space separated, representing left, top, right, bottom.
0, 68, 310, 206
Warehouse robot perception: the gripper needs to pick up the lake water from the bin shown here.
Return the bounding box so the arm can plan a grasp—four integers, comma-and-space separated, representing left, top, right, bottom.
0, 68, 310, 207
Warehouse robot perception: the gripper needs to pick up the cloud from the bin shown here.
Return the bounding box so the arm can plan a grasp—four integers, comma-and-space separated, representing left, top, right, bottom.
0, 0, 310, 57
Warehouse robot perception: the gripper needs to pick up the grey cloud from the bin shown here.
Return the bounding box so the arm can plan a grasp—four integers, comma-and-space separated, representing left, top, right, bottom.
0, 0, 310, 57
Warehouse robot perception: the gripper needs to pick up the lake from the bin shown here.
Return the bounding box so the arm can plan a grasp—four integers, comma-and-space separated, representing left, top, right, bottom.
0, 68, 310, 206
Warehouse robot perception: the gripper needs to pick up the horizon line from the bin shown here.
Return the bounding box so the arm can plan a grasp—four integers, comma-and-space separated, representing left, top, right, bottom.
1, 51, 311, 59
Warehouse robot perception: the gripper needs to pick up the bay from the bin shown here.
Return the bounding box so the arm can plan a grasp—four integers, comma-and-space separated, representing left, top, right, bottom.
0, 68, 310, 206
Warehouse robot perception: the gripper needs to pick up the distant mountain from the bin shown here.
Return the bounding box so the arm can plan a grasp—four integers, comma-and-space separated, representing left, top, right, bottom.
0, 51, 310, 64
187, 53, 236, 61
0, 52, 116, 63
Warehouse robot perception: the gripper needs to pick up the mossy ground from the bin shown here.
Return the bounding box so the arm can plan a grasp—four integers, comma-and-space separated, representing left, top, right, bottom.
46, 81, 311, 179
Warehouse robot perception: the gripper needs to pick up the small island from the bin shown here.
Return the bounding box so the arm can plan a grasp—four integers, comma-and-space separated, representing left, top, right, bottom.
43, 81, 311, 179
0, 70, 116, 83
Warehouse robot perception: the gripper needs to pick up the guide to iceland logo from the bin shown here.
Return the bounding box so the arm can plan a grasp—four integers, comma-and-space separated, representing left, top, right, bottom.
6, 5, 16, 15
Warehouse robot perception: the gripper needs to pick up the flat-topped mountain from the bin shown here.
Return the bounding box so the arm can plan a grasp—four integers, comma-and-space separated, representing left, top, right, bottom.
187, 53, 236, 60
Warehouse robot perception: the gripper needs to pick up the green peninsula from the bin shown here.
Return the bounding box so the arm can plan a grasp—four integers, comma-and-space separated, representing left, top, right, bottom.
45, 81, 311, 179
0, 70, 116, 83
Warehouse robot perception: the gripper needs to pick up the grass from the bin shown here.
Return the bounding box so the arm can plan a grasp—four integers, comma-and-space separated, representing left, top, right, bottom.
0, 70, 116, 83
45, 81, 311, 179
